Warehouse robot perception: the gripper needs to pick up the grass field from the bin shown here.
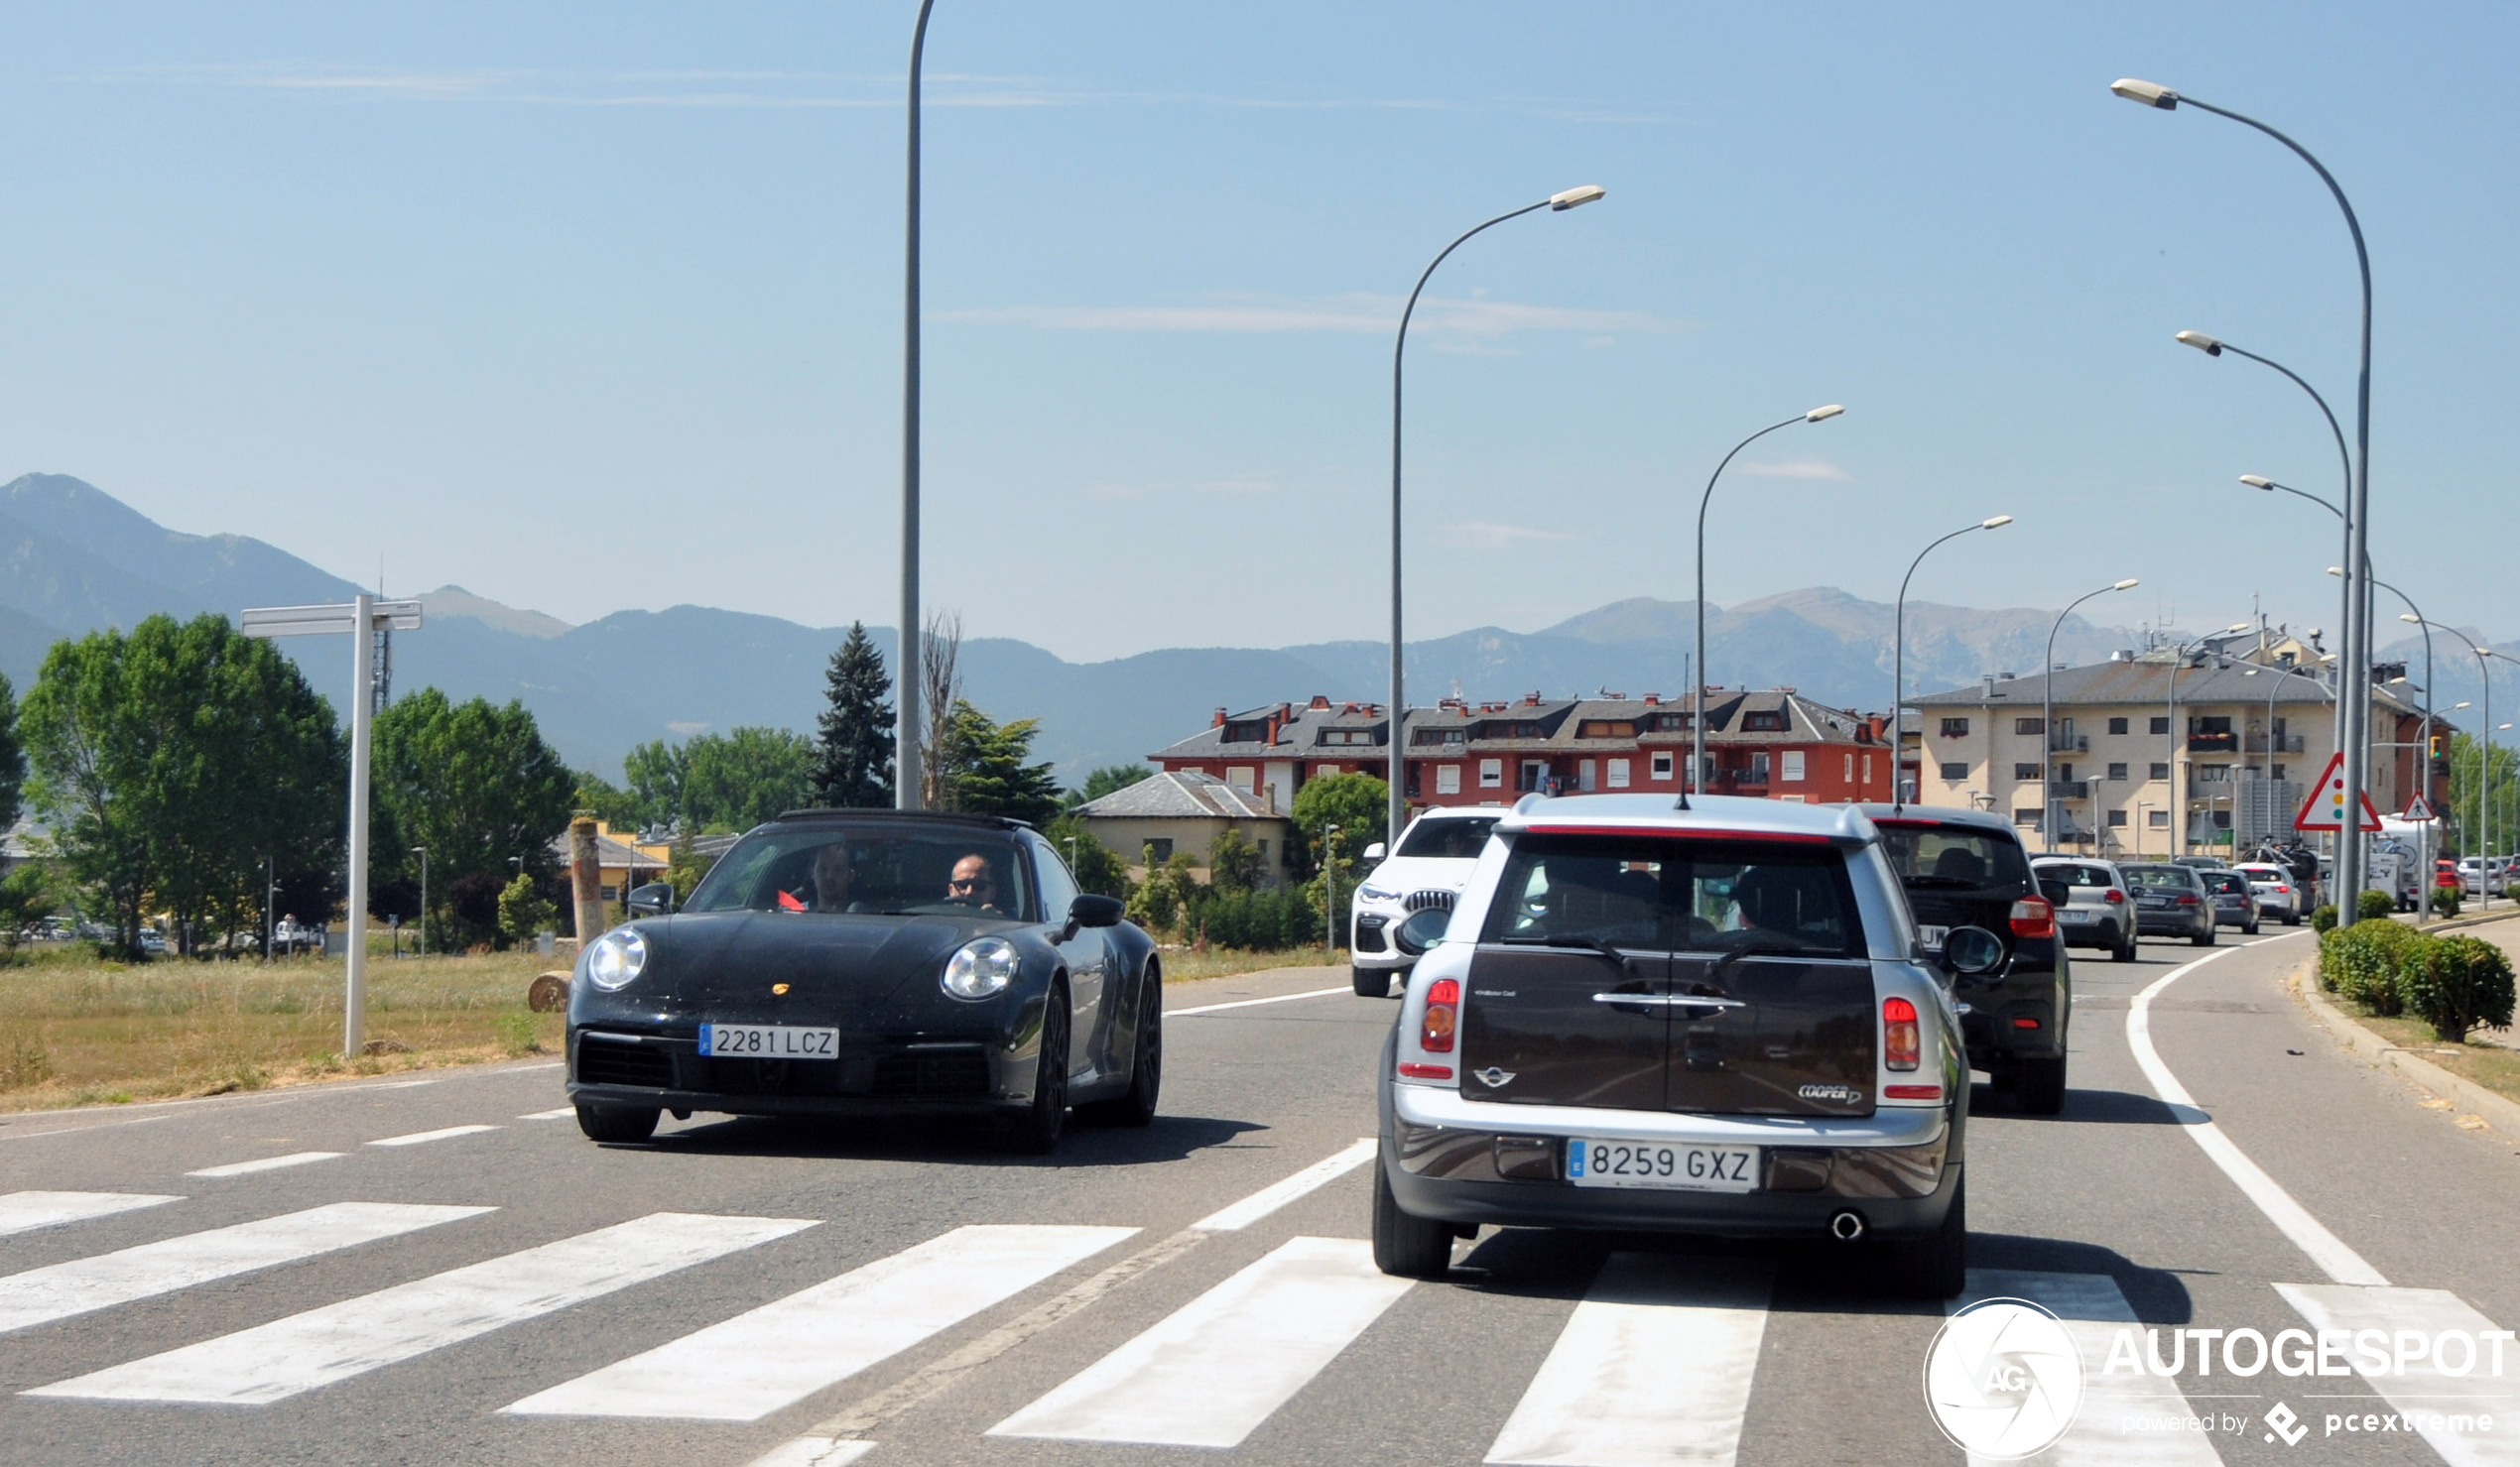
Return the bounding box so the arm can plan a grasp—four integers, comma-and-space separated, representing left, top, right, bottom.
2336, 1001, 2520, 1108
0, 939, 1347, 1114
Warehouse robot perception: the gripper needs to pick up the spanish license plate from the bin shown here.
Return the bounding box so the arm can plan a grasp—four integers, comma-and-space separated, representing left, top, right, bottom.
1567, 1139, 1758, 1192
697, 1024, 838, 1059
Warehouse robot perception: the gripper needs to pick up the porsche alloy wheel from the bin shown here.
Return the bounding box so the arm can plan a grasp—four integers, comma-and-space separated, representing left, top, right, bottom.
999, 984, 1071, 1155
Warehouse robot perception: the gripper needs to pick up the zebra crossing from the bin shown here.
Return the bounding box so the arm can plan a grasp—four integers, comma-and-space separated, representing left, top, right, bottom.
3, 1182, 2514, 1466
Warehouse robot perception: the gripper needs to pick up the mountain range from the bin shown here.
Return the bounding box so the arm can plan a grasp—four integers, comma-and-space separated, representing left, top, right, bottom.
0, 472, 2491, 785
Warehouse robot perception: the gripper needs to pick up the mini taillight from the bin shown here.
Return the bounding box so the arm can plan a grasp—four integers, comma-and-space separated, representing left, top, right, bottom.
1421, 978, 1459, 1053
1883, 996, 1919, 1071
1883, 1084, 1943, 1101
2102, 888, 2126, 904
1398, 1062, 1452, 1079
2009, 895, 2055, 938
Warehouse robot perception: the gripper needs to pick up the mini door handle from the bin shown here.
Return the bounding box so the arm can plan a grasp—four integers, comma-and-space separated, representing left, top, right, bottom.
1590, 993, 1746, 1010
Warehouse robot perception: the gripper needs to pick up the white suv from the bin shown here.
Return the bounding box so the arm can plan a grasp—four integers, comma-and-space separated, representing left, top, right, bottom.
1347, 808, 1501, 997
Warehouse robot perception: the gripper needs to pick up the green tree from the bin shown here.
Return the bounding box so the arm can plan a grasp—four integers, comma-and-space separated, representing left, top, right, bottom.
681, 727, 817, 830
622, 739, 687, 829
0, 670, 24, 832
2442, 731, 2520, 858
0, 865, 55, 958
497, 872, 558, 947
813, 622, 895, 808
1043, 813, 1132, 898
22, 614, 344, 957
937, 701, 1063, 826
665, 830, 718, 903
1290, 772, 1389, 878
371, 688, 576, 953
1068, 764, 1152, 809
572, 769, 644, 829
1206, 826, 1265, 893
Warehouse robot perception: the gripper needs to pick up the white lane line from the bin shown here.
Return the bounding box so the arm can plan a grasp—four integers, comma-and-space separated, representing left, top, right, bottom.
29, 1211, 815, 1405
370, 1080, 437, 1089
1170, 986, 1352, 1017
1484, 1254, 1771, 1467
517, 1108, 576, 1121
0, 1115, 173, 1144
0, 1202, 489, 1336
186, 1152, 342, 1179
743, 1438, 878, 1467
2126, 944, 2390, 1287
2276, 1284, 2518, 1467
1957, 1270, 2221, 1467
367, 1124, 500, 1148
0, 1192, 181, 1238
505, 1224, 1137, 1420
989, 1236, 1412, 1448
1191, 1139, 1376, 1231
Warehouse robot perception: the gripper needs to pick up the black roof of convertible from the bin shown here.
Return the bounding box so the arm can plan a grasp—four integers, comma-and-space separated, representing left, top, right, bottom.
770, 807, 1035, 831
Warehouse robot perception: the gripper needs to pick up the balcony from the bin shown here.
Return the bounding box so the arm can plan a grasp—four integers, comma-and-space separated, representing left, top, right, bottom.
2047, 779, 2090, 800
2186, 732, 2238, 754
2243, 733, 2307, 755
2047, 732, 2088, 755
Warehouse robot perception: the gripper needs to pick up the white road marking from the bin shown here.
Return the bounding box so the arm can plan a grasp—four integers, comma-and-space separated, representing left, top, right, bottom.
1170, 986, 1352, 1017
1191, 1138, 1376, 1231
2125, 941, 2390, 1286
1958, 1270, 2222, 1467
2277, 1283, 2518, 1467
0, 1202, 488, 1335
367, 1124, 500, 1148
0, 1115, 172, 1144
186, 1152, 341, 1178
991, 1236, 1411, 1447
503, 1224, 1137, 1420
1485, 1254, 1771, 1466
370, 1079, 437, 1089
0, 1192, 180, 1238
742, 1437, 878, 1467
29, 1211, 814, 1405
517, 1108, 577, 1121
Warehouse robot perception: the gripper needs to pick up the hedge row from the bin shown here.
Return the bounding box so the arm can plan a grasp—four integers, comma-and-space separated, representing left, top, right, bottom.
1181, 886, 1323, 951
2319, 923, 2517, 1041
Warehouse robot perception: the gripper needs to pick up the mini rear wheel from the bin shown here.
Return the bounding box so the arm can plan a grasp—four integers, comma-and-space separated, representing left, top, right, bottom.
1371, 1150, 1452, 1279
575, 1103, 659, 1143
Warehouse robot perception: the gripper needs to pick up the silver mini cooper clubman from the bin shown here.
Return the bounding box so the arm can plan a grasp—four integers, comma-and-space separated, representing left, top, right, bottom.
1372, 794, 1978, 1297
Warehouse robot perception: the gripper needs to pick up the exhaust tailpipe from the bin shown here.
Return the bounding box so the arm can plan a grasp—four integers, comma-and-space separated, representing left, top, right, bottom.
1828, 1209, 1867, 1242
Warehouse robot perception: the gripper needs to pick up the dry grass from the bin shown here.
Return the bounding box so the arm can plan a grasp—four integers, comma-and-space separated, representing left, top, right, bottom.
2338, 1001, 2520, 1107
1154, 944, 1347, 984
0, 945, 566, 1113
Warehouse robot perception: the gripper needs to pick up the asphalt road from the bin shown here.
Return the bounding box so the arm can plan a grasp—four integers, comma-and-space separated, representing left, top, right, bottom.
3, 933, 2515, 1467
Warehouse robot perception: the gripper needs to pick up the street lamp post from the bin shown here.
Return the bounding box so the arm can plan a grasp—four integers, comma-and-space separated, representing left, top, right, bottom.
897, 0, 939, 812
1892, 515, 2013, 811
411, 847, 428, 956
1386, 184, 1605, 844
2041, 579, 2140, 853
1323, 824, 1340, 956
1692, 404, 1845, 805
2120, 81, 2376, 926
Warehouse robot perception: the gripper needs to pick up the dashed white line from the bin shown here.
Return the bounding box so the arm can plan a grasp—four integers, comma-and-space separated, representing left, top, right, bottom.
517, 1108, 577, 1121
1170, 986, 1353, 1017
0, 1192, 181, 1237
1191, 1139, 1376, 1231
187, 1152, 342, 1179
367, 1125, 500, 1148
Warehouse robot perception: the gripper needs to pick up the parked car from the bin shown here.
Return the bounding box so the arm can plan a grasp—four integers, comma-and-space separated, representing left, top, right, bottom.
1347, 807, 1501, 997
2456, 857, 2503, 898
2201, 869, 2261, 934
566, 808, 1159, 1153
2031, 858, 2137, 962
1373, 794, 1973, 1296
1864, 804, 2071, 1112
2119, 864, 2216, 945
2232, 862, 2306, 925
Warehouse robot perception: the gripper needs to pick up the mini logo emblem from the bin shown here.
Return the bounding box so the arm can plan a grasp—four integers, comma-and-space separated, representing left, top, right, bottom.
770, 983, 790, 996
1798, 1083, 1863, 1104
1473, 1067, 1516, 1088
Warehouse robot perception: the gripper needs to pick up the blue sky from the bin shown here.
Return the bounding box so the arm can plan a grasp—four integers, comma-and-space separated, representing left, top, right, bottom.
1, 2, 2510, 660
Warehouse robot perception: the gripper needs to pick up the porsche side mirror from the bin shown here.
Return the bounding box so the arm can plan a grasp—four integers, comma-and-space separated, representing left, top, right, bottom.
1069, 894, 1125, 929
627, 882, 677, 917
1362, 842, 1387, 863
1393, 907, 1450, 956
1941, 925, 2005, 976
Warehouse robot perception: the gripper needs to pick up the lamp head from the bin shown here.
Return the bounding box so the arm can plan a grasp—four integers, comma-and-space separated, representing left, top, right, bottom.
2401, 613, 2423, 624
2327, 566, 2344, 577
1548, 184, 1605, 211
2239, 474, 2274, 490
2457, 701, 2473, 710
1980, 515, 2014, 530
2175, 329, 2224, 356
2225, 622, 2251, 633
2111, 578, 2140, 591
2111, 78, 2181, 109
1805, 404, 1845, 423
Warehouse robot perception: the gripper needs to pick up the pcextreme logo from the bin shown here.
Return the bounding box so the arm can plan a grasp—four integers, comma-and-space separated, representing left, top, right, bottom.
1923, 1297, 2083, 1458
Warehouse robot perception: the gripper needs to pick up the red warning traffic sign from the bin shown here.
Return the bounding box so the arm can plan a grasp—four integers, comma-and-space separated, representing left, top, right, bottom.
2294, 750, 2384, 832
2405, 794, 2438, 822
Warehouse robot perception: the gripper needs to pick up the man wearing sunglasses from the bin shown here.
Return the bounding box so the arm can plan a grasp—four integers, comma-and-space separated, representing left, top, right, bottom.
945, 854, 1007, 916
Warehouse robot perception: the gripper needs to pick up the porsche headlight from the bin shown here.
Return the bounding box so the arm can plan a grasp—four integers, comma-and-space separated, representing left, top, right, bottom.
942, 936, 1019, 1000
585, 928, 649, 992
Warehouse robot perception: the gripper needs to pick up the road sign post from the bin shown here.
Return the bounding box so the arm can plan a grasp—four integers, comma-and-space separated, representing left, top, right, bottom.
241, 596, 423, 1057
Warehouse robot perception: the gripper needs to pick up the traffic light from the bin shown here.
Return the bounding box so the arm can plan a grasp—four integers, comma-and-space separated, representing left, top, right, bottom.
2431, 732, 2448, 766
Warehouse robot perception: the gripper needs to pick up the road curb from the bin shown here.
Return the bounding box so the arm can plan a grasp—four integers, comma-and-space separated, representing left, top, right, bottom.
2287, 953, 2520, 1138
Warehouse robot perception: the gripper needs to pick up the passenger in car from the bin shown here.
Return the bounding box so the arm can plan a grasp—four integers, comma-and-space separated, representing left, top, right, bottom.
812, 843, 858, 913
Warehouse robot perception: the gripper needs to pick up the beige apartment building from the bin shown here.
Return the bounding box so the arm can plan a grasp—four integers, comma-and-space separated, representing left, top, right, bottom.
1900, 638, 2441, 857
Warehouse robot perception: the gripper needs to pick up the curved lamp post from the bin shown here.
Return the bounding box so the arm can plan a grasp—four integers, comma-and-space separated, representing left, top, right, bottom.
2388, 607, 2441, 916
1690, 404, 1845, 805
897, 0, 940, 810
2040, 578, 2141, 852
2246, 473, 2358, 756
1386, 184, 1606, 843
2118, 79, 2376, 922
1892, 515, 2013, 811
2411, 622, 2495, 908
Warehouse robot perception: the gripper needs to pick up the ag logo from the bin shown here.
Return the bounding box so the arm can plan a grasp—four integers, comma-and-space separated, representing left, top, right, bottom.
1923, 1296, 2083, 1458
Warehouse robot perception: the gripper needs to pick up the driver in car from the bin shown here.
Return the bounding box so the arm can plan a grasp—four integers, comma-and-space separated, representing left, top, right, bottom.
813, 843, 857, 913
945, 854, 1007, 916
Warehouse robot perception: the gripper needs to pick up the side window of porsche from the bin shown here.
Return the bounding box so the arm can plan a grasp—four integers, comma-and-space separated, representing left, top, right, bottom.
1032, 838, 1080, 922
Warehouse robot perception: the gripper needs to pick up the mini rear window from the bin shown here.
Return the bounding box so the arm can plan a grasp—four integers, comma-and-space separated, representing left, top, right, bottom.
1396, 816, 1499, 859
1480, 834, 1862, 958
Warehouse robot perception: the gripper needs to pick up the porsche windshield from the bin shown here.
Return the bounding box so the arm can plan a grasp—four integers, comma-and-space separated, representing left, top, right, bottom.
683, 826, 1037, 920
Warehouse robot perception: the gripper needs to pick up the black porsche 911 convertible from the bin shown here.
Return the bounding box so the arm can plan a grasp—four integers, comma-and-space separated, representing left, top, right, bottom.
565, 808, 1161, 1154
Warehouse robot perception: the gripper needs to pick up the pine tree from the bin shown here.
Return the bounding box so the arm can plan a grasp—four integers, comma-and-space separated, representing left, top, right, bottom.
813, 622, 896, 807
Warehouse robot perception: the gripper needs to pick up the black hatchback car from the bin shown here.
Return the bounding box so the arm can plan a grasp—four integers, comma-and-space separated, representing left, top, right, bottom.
566, 809, 1160, 1154
1859, 805, 2071, 1114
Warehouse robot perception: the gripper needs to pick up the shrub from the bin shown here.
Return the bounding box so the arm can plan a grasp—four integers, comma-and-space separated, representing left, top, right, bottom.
1186, 886, 1314, 950
2400, 934, 2517, 1041
2310, 904, 2338, 934
2318, 919, 2423, 1015
2355, 889, 2397, 922
2433, 884, 2463, 918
